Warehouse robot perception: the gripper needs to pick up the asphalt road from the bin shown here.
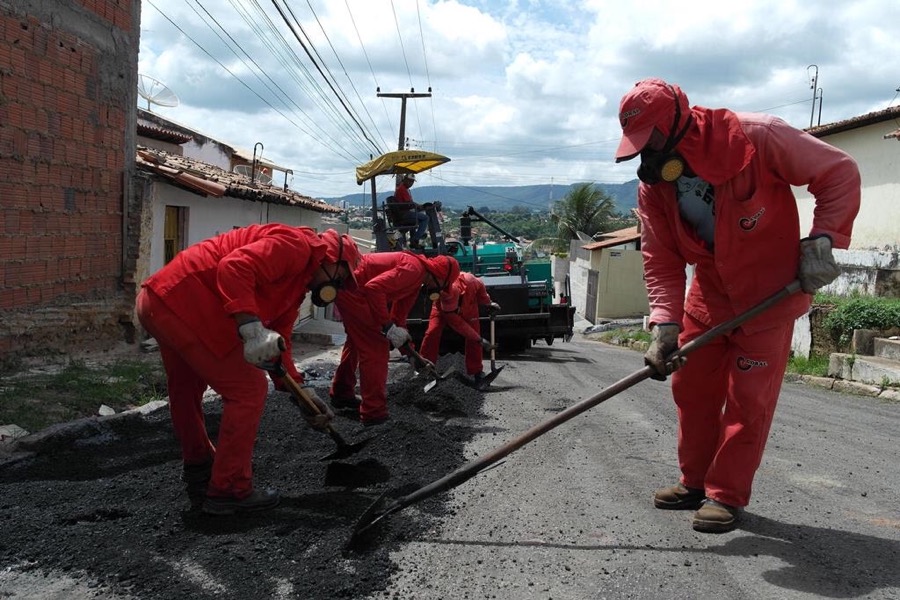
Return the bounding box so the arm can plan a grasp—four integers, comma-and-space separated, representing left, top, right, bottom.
380, 337, 900, 600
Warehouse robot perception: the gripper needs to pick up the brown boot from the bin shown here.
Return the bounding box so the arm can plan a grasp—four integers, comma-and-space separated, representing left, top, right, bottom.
653, 483, 705, 510
692, 499, 741, 533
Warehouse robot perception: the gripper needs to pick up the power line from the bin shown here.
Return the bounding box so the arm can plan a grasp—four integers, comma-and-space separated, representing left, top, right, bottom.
270, 0, 382, 155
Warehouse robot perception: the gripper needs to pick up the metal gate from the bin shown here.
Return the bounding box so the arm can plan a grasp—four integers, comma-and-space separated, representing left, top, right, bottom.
585, 269, 599, 323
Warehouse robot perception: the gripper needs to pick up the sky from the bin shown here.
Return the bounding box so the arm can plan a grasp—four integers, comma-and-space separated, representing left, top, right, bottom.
138, 0, 900, 200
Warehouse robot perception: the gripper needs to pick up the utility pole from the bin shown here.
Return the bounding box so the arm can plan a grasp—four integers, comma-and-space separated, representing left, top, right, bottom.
377, 88, 432, 150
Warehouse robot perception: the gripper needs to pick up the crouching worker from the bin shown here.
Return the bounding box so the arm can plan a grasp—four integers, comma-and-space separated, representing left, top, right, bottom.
420, 271, 500, 385
136, 225, 360, 515
329, 253, 460, 426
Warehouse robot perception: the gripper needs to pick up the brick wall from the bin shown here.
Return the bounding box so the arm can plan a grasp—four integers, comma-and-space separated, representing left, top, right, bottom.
0, 0, 140, 357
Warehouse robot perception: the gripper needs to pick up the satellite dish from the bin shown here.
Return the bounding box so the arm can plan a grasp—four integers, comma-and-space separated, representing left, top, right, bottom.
233, 164, 273, 185
137, 74, 179, 111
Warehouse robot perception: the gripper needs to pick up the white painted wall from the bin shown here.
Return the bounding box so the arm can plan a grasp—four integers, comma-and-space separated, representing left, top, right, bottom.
146, 182, 324, 276
793, 123, 900, 252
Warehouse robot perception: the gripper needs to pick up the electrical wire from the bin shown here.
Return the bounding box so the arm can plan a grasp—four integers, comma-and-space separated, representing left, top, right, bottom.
144, 0, 361, 164
270, 0, 382, 155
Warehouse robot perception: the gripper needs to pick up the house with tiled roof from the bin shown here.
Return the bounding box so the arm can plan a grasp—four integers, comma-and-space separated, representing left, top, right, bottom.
131, 111, 344, 335
568, 223, 649, 323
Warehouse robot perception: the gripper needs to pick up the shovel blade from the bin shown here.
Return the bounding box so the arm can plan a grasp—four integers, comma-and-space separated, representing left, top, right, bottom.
318, 434, 378, 462
477, 366, 505, 390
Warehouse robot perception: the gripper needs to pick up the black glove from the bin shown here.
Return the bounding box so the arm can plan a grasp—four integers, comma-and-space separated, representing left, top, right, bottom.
643, 323, 685, 381
487, 302, 501, 315
798, 235, 840, 294
293, 386, 334, 430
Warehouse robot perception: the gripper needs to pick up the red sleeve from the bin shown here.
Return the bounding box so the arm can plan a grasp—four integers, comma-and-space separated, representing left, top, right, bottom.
473, 276, 491, 305
443, 311, 481, 341
756, 117, 861, 248
637, 188, 688, 329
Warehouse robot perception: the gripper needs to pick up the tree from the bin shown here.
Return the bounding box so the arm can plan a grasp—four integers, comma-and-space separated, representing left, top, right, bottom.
550, 182, 617, 243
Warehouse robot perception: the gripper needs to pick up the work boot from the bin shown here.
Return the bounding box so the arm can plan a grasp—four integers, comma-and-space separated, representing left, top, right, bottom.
182, 460, 213, 511
653, 483, 705, 510
472, 371, 485, 385
692, 499, 741, 533
330, 393, 363, 409
201, 489, 281, 516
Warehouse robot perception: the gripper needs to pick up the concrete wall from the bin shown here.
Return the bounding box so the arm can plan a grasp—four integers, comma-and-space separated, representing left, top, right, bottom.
794, 124, 900, 252
593, 248, 649, 319
136, 180, 324, 282
0, 0, 140, 356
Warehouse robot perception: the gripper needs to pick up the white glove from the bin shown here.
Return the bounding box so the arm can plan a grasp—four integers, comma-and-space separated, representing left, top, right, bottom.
480, 338, 496, 352
238, 320, 283, 367
798, 235, 840, 294
383, 323, 412, 349
643, 323, 685, 381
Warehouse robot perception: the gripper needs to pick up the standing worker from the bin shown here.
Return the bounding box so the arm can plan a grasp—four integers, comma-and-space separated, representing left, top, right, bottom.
394, 173, 429, 249
136, 226, 360, 515
614, 78, 860, 533
419, 271, 500, 385
329, 253, 460, 426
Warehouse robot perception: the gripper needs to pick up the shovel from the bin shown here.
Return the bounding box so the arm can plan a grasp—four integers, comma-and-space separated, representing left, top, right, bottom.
346, 280, 802, 548
270, 360, 376, 462
477, 312, 504, 390
403, 343, 456, 393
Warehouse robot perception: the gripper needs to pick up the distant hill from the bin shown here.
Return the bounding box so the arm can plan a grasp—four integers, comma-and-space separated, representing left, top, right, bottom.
323, 181, 640, 214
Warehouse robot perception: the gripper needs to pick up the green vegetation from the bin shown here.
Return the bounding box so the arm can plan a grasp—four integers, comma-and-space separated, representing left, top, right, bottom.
821, 295, 900, 346
787, 353, 830, 377
0, 359, 166, 433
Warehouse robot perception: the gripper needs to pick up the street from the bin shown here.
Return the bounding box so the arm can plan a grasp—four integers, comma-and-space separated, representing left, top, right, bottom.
1, 335, 898, 600
380, 337, 900, 600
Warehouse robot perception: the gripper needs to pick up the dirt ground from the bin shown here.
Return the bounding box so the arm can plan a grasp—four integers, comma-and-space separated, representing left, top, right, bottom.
0, 348, 485, 599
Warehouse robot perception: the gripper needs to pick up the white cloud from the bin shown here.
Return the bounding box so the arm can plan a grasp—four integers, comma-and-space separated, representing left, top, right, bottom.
138, 0, 900, 199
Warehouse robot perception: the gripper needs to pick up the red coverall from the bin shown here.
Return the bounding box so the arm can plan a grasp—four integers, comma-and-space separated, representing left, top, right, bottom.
420, 272, 491, 376
638, 108, 860, 508
136, 224, 325, 499
329, 252, 426, 423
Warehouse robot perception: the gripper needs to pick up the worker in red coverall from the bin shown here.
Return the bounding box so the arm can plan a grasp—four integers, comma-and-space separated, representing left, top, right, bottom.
614, 78, 861, 533
419, 271, 501, 384
394, 173, 429, 248
329, 252, 460, 426
136, 226, 361, 515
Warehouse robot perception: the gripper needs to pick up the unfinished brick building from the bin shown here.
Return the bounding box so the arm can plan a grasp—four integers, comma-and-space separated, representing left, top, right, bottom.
0, 0, 141, 356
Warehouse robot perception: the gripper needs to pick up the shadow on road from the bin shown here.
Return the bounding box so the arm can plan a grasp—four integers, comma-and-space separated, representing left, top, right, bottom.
427, 511, 900, 598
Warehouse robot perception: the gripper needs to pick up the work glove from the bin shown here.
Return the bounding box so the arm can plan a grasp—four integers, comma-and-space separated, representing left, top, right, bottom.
480, 338, 497, 352
408, 353, 435, 373
487, 302, 501, 315
238, 319, 284, 368
294, 386, 334, 431
798, 235, 840, 294
383, 322, 412, 349
644, 323, 685, 381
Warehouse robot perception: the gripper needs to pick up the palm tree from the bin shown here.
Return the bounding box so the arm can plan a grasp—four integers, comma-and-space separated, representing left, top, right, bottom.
550, 182, 618, 247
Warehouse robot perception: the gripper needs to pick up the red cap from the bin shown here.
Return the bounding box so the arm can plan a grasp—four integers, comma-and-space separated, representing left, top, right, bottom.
320, 229, 361, 287
615, 78, 690, 162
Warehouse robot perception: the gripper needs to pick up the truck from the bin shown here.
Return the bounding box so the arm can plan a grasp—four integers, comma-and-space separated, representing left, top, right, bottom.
356, 151, 576, 353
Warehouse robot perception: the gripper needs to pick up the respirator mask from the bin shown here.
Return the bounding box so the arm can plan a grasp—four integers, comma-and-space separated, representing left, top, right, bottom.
636, 88, 693, 185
